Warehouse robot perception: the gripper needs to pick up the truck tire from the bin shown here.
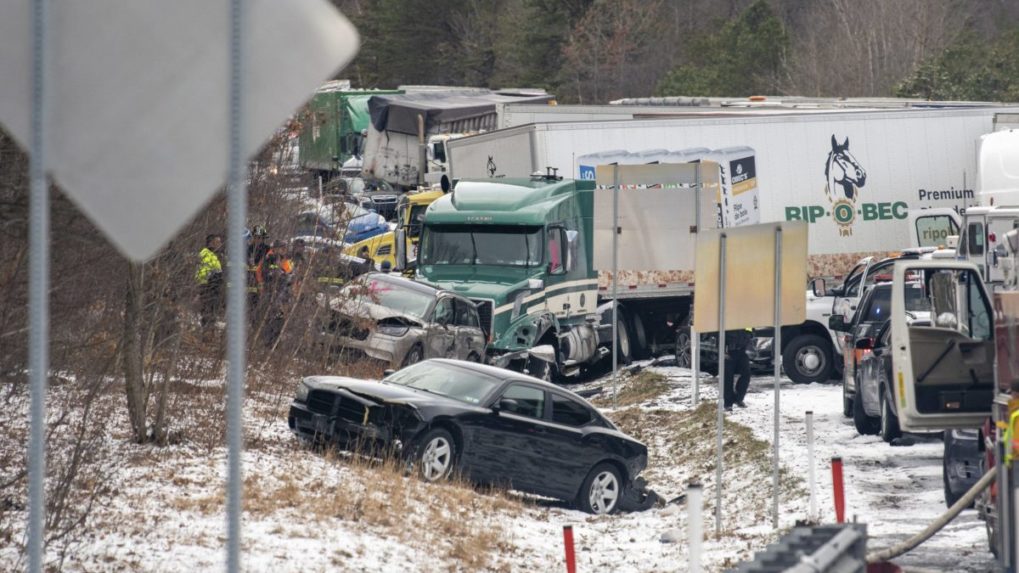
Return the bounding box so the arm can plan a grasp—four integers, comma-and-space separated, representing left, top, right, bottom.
842, 381, 852, 418
629, 313, 649, 360
615, 310, 633, 365
782, 334, 834, 384
674, 325, 692, 369
852, 389, 879, 435
943, 452, 964, 508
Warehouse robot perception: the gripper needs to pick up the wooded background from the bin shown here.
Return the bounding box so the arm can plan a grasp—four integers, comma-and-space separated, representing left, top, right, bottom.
334, 0, 1019, 103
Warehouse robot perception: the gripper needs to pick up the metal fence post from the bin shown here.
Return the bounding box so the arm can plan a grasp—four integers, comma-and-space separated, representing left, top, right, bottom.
772, 226, 782, 530
226, 0, 247, 571
715, 233, 727, 535
611, 164, 620, 406
28, 0, 50, 570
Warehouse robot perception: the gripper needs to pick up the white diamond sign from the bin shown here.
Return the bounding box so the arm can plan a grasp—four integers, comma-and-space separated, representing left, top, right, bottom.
0, 1, 359, 261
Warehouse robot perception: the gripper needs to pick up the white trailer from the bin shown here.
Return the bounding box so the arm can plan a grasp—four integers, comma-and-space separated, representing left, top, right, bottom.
448, 107, 1019, 275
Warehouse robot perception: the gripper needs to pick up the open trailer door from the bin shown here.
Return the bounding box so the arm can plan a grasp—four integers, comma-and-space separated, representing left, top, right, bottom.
891, 260, 995, 432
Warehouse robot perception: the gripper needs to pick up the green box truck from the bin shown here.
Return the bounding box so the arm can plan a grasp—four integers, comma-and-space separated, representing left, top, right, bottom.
298, 80, 402, 176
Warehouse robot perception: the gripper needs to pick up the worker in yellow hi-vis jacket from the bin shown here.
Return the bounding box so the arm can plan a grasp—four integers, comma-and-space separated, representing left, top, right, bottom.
195, 233, 224, 329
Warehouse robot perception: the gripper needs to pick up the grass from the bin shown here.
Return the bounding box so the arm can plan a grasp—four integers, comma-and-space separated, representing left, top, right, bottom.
593, 369, 671, 408
168, 441, 523, 570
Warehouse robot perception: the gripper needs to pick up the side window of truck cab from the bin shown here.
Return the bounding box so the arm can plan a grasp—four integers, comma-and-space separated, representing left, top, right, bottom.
548, 227, 566, 275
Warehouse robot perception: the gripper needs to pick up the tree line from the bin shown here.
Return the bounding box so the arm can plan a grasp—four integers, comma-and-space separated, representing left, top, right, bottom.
334, 0, 1019, 103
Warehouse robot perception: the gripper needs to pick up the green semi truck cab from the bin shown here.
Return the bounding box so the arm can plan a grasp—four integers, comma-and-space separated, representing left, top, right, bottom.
417, 173, 606, 376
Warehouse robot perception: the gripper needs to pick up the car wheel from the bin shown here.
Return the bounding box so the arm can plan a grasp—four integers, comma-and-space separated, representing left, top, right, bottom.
578, 463, 622, 515
880, 389, 901, 443
782, 334, 834, 384
402, 344, 423, 368
674, 326, 692, 370
415, 428, 456, 483
852, 386, 880, 435
842, 380, 852, 418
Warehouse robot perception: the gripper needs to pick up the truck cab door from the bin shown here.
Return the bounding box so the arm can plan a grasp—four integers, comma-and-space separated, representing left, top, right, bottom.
833, 257, 875, 321
959, 215, 988, 279
909, 208, 961, 249
890, 260, 995, 431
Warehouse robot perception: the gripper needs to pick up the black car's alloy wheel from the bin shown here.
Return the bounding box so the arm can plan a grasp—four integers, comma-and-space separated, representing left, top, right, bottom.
417, 428, 455, 482
578, 463, 622, 515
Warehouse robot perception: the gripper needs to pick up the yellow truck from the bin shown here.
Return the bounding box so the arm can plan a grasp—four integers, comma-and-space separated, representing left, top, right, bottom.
344, 188, 444, 268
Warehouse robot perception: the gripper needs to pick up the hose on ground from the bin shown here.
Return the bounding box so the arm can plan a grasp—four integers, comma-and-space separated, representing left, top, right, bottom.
866, 467, 996, 564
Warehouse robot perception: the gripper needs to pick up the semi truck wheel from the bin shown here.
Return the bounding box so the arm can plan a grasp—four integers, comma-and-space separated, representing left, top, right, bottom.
674, 326, 692, 369
629, 313, 649, 360
781, 334, 833, 384
615, 311, 633, 365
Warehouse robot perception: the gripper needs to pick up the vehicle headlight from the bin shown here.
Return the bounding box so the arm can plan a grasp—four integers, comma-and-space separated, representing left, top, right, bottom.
377, 322, 410, 337
295, 380, 310, 402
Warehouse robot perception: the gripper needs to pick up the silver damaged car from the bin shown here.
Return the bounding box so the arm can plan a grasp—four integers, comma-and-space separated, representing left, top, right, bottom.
320, 272, 488, 368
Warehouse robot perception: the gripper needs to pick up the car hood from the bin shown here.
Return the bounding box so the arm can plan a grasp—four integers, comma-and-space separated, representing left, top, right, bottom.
418, 265, 543, 305
325, 298, 425, 327
304, 376, 476, 409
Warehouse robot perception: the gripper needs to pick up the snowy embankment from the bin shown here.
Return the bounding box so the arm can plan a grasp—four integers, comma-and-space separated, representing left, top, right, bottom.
18, 361, 980, 571
0, 363, 794, 572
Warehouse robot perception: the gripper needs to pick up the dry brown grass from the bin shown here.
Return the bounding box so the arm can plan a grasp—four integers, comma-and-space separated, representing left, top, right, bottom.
593, 369, 671, 408
168, 443, 524, 569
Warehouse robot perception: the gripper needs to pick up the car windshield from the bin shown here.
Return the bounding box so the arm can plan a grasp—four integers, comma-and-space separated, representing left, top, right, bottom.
863, 285, 929, 322
343, 276, 434, 320
421, 225, 544, 267
385, 361, 502, 405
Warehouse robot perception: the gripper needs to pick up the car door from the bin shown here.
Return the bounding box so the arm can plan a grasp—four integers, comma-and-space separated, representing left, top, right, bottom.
858, 320, 891, 418
452, 298, 485, 360
891, 261, 995, 431
425, 296, 456, 358
470, 383, 548, 490
540, 392, 605, 499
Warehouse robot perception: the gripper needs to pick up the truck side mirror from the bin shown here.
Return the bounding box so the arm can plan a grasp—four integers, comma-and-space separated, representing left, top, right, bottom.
395, 228, 407, 271
854, 337, 873, 350
828, 315, 848, 332
811, 277, 827, 297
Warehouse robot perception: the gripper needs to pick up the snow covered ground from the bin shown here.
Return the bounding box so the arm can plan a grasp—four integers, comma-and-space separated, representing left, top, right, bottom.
0, 362, 997, 572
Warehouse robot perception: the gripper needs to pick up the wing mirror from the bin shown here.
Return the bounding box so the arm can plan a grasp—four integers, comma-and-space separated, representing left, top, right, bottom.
828, 315, 848, 332
854, 337, 873, 350
811, 277, 827, 297
383, 369, 395, 377
493, 397, 518, 414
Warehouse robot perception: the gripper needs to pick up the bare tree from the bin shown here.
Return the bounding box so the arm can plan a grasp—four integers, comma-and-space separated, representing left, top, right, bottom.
783, 0, 968, 97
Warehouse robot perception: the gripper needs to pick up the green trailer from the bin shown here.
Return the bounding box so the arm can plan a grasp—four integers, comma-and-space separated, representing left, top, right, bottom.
298, 81, 402, 174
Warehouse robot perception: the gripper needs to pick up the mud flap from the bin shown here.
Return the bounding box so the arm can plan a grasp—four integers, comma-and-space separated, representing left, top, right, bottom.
618, 477, 662, 512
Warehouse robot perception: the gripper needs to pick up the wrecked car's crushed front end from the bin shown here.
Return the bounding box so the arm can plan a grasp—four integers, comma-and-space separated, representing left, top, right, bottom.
288, 377, 427, 454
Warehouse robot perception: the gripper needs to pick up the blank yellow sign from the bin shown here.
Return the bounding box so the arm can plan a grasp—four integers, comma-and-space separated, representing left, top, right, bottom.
693, 221, 808, 333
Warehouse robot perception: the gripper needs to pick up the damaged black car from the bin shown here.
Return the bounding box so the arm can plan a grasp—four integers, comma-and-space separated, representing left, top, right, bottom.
288, 358, 656, 514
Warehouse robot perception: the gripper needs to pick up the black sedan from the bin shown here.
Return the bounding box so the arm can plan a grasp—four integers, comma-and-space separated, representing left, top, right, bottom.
288, 359, 654, 514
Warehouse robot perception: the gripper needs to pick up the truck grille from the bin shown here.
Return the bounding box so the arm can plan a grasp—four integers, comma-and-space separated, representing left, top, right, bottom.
471, 299, 494, 339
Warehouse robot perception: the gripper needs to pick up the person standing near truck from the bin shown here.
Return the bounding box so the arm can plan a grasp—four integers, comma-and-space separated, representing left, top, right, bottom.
723, 328, 754, 411
195, 233, 224, 330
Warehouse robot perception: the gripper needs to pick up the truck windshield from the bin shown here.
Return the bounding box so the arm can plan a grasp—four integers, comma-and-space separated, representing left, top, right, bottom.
421, 225, 544, 267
